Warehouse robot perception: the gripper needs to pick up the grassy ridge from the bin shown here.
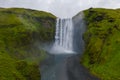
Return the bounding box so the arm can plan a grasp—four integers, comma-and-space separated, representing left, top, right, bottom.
82, 8, 120, 80
0, 8, 56, 80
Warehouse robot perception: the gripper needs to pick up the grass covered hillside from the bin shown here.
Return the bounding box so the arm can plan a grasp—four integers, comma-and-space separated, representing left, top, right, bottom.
82, 8, 120, 80
0, 8, 56, 80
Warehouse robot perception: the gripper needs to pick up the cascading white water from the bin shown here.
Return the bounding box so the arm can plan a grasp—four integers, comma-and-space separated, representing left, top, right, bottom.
49, 12, 86, 54
51, 18, 75, 54
55, 18, 74, 51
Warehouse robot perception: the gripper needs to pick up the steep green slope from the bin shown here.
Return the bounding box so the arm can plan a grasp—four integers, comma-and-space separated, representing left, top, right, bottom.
0, 8, 56, 80
82, 8, 120, 80
0, 52, 40, 80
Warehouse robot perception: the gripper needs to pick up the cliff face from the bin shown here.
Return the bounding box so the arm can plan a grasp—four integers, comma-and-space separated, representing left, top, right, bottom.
72, 12, 86, 53
82, 8, 120, 80
0, 8, 56, 80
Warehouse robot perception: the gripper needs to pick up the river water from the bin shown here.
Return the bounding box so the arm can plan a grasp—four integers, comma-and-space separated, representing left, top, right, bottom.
40, 54, 99, 80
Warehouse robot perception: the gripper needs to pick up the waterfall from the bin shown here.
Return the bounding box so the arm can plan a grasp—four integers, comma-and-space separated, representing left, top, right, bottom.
54, 18, 74, 52
50, 12, 86, 54
50, 18, 75, 54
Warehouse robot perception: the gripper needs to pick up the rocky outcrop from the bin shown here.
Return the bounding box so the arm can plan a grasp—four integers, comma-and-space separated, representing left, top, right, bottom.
72, 12, 86, 53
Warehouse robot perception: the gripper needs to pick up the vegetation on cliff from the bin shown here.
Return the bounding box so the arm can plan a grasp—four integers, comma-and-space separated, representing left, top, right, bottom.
82, 8, 120, 80
0, 8, 56, 80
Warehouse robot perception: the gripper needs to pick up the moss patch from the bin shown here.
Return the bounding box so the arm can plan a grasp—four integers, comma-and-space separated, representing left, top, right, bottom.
82, 8, 120, 80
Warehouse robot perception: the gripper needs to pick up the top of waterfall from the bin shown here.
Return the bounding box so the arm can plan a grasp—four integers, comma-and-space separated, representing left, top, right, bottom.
57, 17, 73, 19
56, 11, 84, 19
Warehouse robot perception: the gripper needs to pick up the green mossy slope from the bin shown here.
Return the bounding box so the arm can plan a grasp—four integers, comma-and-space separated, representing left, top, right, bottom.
0, 52, 40, 80
0, 8, 56, 80
82, 8, 120, 80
